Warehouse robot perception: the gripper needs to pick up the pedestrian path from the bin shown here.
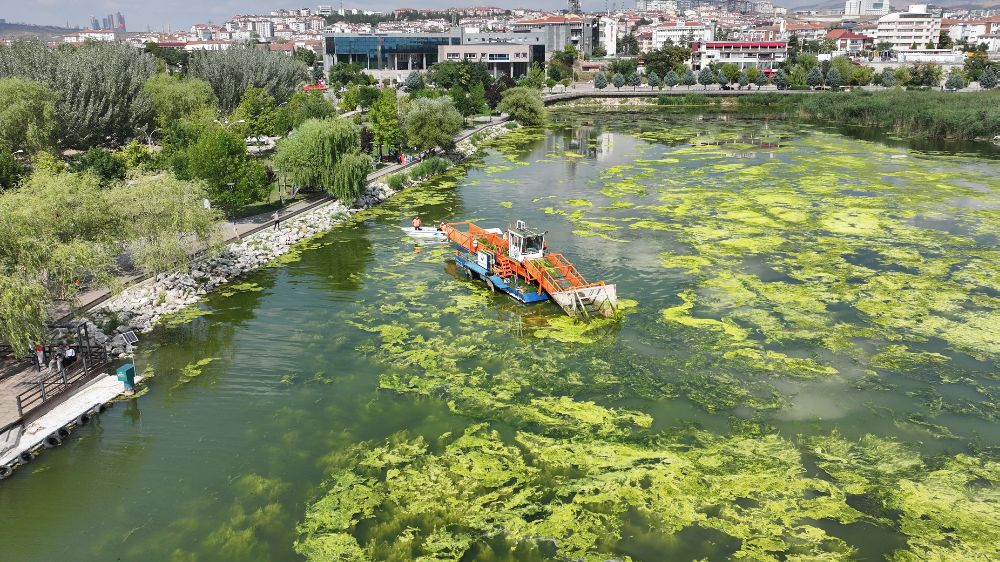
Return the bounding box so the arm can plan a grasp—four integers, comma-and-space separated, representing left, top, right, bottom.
63, 117, 504, 317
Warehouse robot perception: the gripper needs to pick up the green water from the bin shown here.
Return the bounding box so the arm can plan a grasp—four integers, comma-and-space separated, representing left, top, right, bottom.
1, 111, 998, 561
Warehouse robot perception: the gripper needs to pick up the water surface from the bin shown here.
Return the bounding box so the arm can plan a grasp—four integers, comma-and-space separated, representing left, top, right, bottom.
1, 111, 998, 561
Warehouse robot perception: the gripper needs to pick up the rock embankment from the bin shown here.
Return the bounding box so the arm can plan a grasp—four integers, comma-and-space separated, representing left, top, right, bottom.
81, 121, 513, 356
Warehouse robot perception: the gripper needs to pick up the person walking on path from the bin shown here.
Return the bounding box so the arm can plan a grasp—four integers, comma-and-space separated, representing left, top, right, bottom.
35, 343, 45, 371
272, 210, 280, 230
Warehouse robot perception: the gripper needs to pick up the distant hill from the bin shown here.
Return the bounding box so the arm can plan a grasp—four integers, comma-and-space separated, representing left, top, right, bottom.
0, 22, 78, 42
775, 0, 1000, 10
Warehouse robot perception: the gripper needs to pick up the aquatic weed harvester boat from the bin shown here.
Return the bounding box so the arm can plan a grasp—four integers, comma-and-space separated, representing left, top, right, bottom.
440, 220, 618, 319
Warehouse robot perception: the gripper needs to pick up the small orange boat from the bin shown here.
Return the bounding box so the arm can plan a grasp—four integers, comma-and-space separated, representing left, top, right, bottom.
441, 220, 618, 319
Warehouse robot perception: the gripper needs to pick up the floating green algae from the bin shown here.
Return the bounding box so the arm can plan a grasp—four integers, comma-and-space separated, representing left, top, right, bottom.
172, 357, 218, 389
157, 307, 213, 329
296, 424, 881, 562
288, 113, 1000, 562
219, 282, 264, 298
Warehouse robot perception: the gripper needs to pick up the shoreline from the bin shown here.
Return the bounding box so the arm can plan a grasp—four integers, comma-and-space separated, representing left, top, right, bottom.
88, 120, 515, 355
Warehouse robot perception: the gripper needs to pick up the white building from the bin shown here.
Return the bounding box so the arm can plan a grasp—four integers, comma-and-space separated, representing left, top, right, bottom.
876, 5, 942, 51
636, 0, 678, 11
652, 21, 715, 46
63, 29, 118, 42
942, 19, 989, 44
599, 17, 618, 56
694, 41, 787, 74
981, 33, 1000, 52
844, 0, 890, 17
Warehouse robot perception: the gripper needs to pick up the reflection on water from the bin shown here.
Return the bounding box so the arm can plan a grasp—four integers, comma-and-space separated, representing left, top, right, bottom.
1, 112, 998, 562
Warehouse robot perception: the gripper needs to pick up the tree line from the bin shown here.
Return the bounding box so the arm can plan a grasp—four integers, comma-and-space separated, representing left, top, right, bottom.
1, 42, 548, 352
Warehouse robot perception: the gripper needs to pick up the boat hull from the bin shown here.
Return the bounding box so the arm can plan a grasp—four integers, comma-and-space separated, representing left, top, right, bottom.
455, 254, 549, 304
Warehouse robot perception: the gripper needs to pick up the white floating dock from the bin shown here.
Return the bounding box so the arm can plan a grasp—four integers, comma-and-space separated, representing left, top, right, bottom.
0, 372, 143, 476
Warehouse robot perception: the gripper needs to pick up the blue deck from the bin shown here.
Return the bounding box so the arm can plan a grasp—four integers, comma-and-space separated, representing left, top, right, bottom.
454, 254, 549, 304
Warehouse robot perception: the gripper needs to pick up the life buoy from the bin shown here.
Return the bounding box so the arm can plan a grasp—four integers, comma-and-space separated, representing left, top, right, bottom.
18, 451, 33, 464
76, 412, 91, 426
43, 434, 63, 448
0, 464, 12, 479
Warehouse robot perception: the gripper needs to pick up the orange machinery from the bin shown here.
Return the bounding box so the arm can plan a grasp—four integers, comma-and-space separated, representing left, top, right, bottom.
441, 220, 618, 319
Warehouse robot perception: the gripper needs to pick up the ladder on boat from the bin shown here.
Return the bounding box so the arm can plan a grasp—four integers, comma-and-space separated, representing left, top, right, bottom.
551, 284, 619, 320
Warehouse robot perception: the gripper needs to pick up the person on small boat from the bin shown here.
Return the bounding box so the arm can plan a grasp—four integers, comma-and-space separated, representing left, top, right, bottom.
412, 216, 422, 231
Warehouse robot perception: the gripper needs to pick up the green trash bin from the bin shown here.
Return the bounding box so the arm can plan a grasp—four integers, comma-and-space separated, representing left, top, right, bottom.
116, 363, 136, 392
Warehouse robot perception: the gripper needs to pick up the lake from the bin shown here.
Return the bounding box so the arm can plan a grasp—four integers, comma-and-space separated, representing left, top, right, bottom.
1, 109, 998, 561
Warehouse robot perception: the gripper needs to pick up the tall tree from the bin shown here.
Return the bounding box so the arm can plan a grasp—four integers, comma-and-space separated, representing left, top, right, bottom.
188, 46, 308, 112
277, 90, 337, 133
806, 66, 825, 89
0, 40, 156, 147
274, 117, 364, 198
0, 78, 58, 154
230, 87, 279, 138
403, 97, 463, 152
826, 68, 842, 89
497, 87, 546, 126
144, 74, 217, 131
185, 128, 269, 211
644, 45, 690, 78
772, 69, 789, 90
327, 62, 374, 90
0, 169, 220, 351
403, 71, 425, 92
369, 89, 402, 156
980, 67, 998, 90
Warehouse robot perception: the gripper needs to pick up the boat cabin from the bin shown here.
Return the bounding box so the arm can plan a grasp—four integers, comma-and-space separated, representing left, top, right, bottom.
507, 220, 545, 262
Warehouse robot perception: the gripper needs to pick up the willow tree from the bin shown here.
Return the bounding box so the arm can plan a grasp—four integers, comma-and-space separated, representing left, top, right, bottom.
187, 46, 309, 112
0, 168, 221, 352
403, 97, 463, 152
273, 117, 370, 202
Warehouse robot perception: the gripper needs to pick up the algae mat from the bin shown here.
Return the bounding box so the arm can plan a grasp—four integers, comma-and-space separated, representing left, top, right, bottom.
1, 113, 998, 562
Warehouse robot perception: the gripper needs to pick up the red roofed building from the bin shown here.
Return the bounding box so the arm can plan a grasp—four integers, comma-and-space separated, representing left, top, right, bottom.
784, 21, 829, 42
827, 29, 873, 54
694, 41, 787, 75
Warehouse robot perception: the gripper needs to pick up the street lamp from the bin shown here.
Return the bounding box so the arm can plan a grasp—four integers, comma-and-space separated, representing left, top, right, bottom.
136, 126, 160, 147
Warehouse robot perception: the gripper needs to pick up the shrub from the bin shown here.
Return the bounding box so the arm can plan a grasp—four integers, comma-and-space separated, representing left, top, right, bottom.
386, 173, 407, 190
408, 156, 449, 181
497, 87, 546, 126
798, 89, 1000, 140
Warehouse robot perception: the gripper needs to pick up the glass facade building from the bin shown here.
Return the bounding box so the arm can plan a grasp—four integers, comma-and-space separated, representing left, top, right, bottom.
325, 34, 460, 70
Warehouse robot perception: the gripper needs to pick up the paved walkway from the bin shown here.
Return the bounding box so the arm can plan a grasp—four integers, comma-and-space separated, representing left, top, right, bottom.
61, 116, 504, 316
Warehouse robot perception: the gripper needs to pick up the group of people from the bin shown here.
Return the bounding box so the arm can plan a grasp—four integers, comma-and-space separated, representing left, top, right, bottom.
411, 216, 446, 232
34, 343, 78, 373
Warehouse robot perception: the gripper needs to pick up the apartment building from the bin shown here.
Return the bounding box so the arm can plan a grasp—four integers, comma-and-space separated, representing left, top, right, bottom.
652, 21, 716, 47
826, 29, 873, 53
843, 0, 890, 17
876, 5, 942, 51
693, 41, 787, 74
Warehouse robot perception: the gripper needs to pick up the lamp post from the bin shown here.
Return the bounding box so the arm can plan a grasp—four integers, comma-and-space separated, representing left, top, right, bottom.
136, 126, 160, 147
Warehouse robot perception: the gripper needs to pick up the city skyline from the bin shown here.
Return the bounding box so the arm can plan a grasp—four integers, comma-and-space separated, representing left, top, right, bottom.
3, 0, 592, 31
